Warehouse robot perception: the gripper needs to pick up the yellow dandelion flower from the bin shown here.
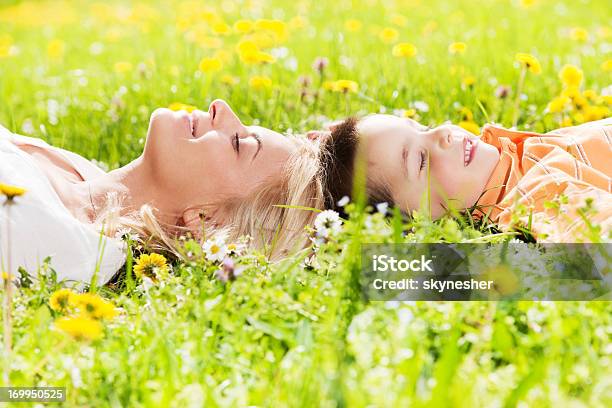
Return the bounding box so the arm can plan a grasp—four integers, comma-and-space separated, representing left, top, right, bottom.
239, 50, 260, 64
570, 27, 589, 42
236, 39, 259, 54
519, 0, 537, 8
459, 107, 474, 121
322, 80, 338, 91
583, 105, 609, 121
168, 102, 198, 112
582, 89, 597, 102
113, 61, 133, 73
49, 288, 76, 312
345, 19, 363, 32
134, 253, 169, 282
0, 183, 27, 200
546, 96, 571, 113
198, 57, 222, 73
221, 74, 238, 85
73, 292, 118, 320
47, 39, 65, 59
0, 34, 12, 48
379, 27, 399, 44
561, 86, 588, 109
234, 19, 254, 34
462, 75, 476, 88
254, 19, 287, 43
403, 108, 417, 118
55, 316, 103, 341
515, 53, 541, 74
392, 42, 417, 58
0, 34, 13, 58
448, 42, 467, 55
0, 45, 10, 58
211, 21, 231, 35
459, 121, 480, 135
559, 64, 583, 88
334, 79, 359, 93
560, 116, 573, 127
574, 112, 586, 124
239, 49, 275, 64
601, 59, 612, 72
249, 75, 272, 90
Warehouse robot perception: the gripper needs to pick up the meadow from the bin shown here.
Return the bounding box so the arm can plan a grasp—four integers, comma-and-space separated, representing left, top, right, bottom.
1, 0, 611, 406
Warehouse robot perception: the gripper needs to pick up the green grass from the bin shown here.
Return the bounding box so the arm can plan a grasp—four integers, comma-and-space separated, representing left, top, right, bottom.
1, 0, 611, 406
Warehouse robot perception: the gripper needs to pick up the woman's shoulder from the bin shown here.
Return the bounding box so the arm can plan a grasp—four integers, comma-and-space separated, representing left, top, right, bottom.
1, 125, 107, 180
1, 124, 125, 286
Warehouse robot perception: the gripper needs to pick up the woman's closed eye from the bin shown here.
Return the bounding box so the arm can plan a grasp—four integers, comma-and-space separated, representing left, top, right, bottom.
232, 131, 263, 161
232, 132, 240, 154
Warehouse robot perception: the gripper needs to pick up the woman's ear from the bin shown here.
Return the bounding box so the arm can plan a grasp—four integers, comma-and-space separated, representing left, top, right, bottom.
306, 130, 331, 142
181, 206, 229, 238
181, 208, 207, 239
306, 119, 350, 142
325, 119, 346, 132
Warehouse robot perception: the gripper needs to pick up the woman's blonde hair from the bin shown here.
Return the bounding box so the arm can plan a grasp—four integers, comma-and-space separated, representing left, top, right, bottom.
91, 136, 325, 262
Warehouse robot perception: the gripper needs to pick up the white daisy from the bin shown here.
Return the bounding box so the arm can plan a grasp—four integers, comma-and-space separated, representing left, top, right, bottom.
376, 202, 389, 215
202, 236, 228, 263
314, 210, 343, 238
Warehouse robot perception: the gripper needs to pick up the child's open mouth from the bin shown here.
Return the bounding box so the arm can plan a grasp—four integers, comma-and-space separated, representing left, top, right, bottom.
463, 137, 479, 167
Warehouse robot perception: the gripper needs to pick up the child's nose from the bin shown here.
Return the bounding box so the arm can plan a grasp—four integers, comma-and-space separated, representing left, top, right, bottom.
430, 127, 453, 149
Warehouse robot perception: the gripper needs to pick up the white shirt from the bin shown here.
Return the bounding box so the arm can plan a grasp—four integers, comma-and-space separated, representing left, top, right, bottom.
0, 124, 126, 287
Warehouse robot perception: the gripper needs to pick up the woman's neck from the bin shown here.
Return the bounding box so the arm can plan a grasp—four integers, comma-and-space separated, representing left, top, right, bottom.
77, 155, 181, 227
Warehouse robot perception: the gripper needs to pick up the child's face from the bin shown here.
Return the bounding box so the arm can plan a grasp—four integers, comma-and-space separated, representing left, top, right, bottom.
356, 114, 500, 217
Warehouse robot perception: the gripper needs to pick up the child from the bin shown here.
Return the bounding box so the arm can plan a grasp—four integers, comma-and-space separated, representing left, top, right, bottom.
315, 115, 611, 242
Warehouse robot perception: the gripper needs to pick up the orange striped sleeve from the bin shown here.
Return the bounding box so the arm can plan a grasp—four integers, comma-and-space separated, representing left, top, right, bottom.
495, 120, 612, 242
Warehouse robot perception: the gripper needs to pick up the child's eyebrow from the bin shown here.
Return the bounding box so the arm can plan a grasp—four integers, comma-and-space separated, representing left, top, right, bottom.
401, 144, 410, 180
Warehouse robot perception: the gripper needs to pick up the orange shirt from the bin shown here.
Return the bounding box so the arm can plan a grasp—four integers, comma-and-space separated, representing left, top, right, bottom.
477, 118, 612, 242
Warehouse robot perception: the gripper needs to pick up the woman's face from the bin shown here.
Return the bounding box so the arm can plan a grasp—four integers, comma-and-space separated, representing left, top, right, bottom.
357, 114, 500, 218
142, 99, 296, 210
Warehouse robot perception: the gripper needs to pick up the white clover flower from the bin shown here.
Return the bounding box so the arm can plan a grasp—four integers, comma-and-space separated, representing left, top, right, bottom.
376, 202, 389, 215
336, 195, 350, 207
314, 210, 343, 238
413, 101, 429, 112
202, 236, 228, 263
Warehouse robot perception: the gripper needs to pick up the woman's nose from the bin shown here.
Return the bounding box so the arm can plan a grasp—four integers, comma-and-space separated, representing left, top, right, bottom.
209, 99, 244, 133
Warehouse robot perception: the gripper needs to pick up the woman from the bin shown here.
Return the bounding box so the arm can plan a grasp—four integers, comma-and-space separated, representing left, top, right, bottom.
0, 99, 325, 286
315, 115, 611, 242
